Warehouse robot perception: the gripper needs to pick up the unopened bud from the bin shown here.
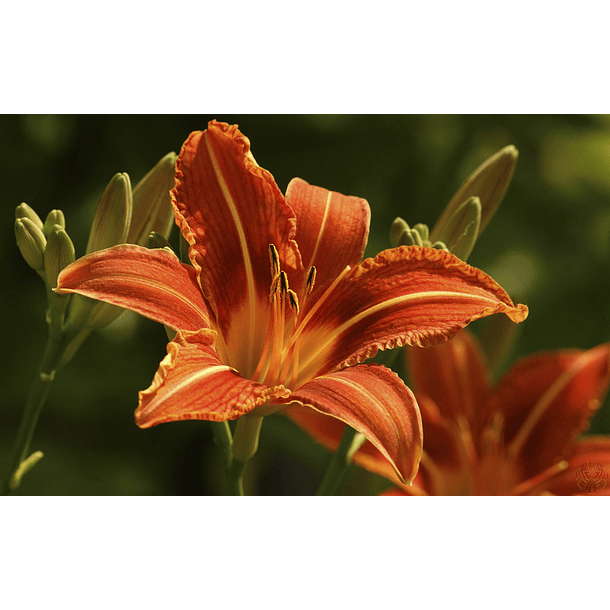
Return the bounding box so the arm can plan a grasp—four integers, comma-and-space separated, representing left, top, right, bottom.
390, 217, 410, 248
438, 196, 482, 261
414, 224, 429, 243
45, 224, 75, 289
16, 203, 44, 229
390, 218, 448, 251
43, 209, 66, 236
147, 231, 173, 250
15, 217, 47, 275
128, 152, 177, 245
86, 172, 132, 254
431, 145, 518, 242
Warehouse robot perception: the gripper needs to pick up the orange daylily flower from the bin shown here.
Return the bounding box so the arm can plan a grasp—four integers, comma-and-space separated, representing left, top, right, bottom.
56, 121, 528, 484
288, 329, 610, 494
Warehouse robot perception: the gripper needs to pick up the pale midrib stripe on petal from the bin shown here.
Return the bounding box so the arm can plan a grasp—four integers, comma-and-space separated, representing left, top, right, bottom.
314, 373, 402, 453
299, 290, 500, 376
318, 373, 393, 420
205, 138, 257, 373
306, 190, 331, 270
506, 350, 598, 459
145, 365, 232, 409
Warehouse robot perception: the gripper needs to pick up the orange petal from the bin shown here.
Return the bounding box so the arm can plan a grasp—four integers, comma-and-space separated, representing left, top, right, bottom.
288, 363, 423, 484
406, 329, 490, 432
171, 122, 302, 365
495, 343, 610, 480
56, 244, 211, 331
516, 437, 610, 495
294, 246, 528, 382
285, 177, 370, 289
283, 405, 400, 484
136, 330, 291, 427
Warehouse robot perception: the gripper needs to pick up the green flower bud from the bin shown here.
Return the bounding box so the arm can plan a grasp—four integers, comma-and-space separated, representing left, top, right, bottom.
61, 156, 176, 341
390, 217, 410, 248
431, 145, 518, 243
43, 209, 66, 237
15, 217, 47, 276
390, 218, 447, 251
405, 227, 423, 247
45, 224, 75, 289
438, 196, 482, 261
16, 202, 44, 229
411, 223, 429, 243
86, 172, 132, 254
148, 231, 173, 250
128, 152, 177, 245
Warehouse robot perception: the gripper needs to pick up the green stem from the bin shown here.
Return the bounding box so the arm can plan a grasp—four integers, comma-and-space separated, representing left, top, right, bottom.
316, 425, 367, 496
223, 414, 264, 496
2, 306, 65, 494
225, 458, 248, 496
211, 421, 233, 471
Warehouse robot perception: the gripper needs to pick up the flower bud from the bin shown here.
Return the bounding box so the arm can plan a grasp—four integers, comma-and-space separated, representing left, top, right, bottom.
389, 217, 410, 248
128, 152, 177, 245
44, 224, 75, 289
148, 231, 173, 250
390, 218, 447, 250
86, 172, 132, 254
431, 145, 518, 243
437, 196, 482, 261
411, 223, 429, 243
15, 217, 47, 276
43, 209, 66, 237
16, 202, 44, 229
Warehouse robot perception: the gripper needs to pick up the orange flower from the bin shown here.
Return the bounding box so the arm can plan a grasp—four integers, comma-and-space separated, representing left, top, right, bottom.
56, 121, 527, 484
288, 329, 610, 494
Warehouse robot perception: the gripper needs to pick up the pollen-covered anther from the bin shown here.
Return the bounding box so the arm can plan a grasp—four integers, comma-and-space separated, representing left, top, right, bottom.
306, 266, 317, 295
287, 289, 300, 315
268, 243, 280, 278
279, 271, 289, 299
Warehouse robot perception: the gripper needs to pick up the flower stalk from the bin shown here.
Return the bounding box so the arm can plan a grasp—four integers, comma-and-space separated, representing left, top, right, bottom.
316, 425, 367, 495
8, 153, 176, 492
223, 414, 265, 495
2, 288, 66, 493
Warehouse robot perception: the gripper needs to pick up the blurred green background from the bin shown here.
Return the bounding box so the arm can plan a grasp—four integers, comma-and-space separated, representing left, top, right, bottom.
2, 114, 610, 495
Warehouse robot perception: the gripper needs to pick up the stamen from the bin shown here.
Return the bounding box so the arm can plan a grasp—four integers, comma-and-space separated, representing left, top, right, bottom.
269, 244, 280, 278
252, 311, 275, 382
287, 289, 300, 316
254, 259, 281, 382
269, 273, 280, 301
289, 342, 300, 388
279, 271, 289, 298
266, 280, 286, 385
282, 264, 352, 367
306, 266, 317, 295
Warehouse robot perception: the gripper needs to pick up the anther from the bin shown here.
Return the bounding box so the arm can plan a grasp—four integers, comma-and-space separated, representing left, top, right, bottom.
306, 266, 317, 295
269, 244, 280, 278
287, 289, 300, 315
279, 271, 289, 298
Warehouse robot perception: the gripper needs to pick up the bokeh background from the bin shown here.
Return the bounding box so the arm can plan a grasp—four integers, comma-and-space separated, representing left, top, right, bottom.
2, 114, 610, 495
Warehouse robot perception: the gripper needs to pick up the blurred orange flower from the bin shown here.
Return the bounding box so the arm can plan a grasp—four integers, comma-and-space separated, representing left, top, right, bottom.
288, 330, 610, 495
